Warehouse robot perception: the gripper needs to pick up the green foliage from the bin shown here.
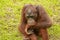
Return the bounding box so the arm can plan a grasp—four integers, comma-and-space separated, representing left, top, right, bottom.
0, 0, 60, 40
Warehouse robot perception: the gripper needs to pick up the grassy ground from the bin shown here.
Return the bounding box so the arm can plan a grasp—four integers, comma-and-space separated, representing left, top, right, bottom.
0, 0, 60, 40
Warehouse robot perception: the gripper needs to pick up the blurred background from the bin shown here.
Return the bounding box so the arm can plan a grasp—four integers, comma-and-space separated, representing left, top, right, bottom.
0, 0, 60, 40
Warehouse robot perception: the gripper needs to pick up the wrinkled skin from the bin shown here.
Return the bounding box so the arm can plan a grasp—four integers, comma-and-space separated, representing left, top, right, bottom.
19, 4, 52, 40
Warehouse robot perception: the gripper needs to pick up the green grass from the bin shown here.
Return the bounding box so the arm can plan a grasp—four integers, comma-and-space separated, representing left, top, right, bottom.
0, 0, 60, 40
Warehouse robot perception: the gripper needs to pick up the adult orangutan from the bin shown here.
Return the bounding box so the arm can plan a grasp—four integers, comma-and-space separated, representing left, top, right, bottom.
19, 4, 52, 40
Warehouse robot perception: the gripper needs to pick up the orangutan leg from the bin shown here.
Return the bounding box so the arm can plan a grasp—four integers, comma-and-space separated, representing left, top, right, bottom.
29, 34, 38, 40
39, 28, 49, 40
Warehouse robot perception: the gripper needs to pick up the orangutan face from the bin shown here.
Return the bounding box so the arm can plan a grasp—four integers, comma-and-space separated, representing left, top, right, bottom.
25, 7, 38, 26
